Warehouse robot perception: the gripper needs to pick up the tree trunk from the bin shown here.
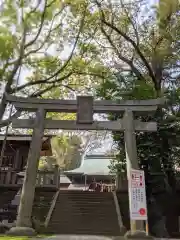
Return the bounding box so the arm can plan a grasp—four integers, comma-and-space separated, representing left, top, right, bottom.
147, 196, 169, 237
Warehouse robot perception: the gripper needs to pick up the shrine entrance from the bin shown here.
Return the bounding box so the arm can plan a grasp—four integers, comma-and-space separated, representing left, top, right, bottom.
5, 94, 164, 237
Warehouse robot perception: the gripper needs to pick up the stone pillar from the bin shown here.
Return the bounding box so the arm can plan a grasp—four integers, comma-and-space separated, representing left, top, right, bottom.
123, 110, 150, 239
7, 108, 46, 236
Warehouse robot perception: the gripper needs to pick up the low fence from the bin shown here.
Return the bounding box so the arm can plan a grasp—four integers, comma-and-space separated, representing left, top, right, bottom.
0, 168, 18, 185
0, 167, 60, 188
101, 184, 115, 192
84, 183, 115, 192
36, 170, 59, 188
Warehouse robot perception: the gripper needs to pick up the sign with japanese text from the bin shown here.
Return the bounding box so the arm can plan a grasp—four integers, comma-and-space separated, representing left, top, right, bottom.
129, 169, 147, 220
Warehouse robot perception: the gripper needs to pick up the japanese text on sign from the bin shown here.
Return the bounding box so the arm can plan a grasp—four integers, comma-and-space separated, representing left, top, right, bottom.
129, 169, 147, 220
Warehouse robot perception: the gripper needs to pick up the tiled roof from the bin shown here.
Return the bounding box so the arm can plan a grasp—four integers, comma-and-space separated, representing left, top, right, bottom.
0, 134, 52, 141
65, 155, 115, 176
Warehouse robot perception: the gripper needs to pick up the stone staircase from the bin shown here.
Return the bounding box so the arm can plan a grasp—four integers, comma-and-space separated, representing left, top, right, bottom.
32, 188, 57, 224
46, 190, 120, 236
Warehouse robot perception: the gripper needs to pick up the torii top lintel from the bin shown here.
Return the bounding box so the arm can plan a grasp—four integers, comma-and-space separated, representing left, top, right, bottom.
5, 94, 165, 114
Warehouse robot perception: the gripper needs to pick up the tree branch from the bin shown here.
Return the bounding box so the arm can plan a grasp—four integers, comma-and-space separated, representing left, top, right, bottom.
24, 7, 65, 57
10, 5, 87, 95
74, 71, 107, 79
101, 25, 145, 81
120, 0, 140, 46
24, 0, 48, 49
31, 84, 57, 97
102, 20, 157, 84
6, 32, 26, 92
26, 0, 42, 16
0, 23, 27, 120
95, 0, 157, 87
11, 71, 73, 93
38, 3, 87, 83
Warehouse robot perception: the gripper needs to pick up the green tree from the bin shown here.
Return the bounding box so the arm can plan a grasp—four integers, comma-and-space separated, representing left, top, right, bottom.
51, 133, 82, 170
85, 0, 180, 237
0, 0, 107, 128
38, 130, 108, 171
39, 133, 82, 171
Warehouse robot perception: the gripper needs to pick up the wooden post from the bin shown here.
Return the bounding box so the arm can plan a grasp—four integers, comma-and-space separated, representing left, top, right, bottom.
59, 168, 61, 190
54, 165, 60, 188
16, 108, 46, 228
84, 174, 87, 190
123, 110, 144, 233
6, 168, 12, 184
14, 149, 20, 169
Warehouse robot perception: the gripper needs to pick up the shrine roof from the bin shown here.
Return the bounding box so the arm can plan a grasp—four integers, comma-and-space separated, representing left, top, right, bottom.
0, 134, 53, 155
0, 134, 53, 142
65, 154, 115, 176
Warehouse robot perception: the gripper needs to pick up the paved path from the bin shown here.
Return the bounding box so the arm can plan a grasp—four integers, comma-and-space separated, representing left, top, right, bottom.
34, 236, 178, 240
35, 237, 114, 240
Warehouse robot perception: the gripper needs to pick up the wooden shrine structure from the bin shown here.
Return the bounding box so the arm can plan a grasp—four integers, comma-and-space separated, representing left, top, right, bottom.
0, 134, 60, 188
0, 134, 52, 168
4, 94, 164, 236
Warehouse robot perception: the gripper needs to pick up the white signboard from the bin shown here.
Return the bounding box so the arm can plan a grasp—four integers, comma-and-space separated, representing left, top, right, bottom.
129, 169, 147, 220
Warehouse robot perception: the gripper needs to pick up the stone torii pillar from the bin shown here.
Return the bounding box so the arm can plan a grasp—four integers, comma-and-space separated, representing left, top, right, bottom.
124, 110, 139, 171
7, 108, 46, 236
123, 110, 146, 238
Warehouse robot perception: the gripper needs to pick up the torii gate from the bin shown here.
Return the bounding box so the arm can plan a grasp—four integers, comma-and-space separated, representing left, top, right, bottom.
5, 94, 164, 237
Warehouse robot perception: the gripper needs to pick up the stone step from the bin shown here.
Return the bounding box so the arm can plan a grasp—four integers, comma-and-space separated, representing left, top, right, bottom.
53, 208, 116, 214
50, 218, 119, 224
50, 222, 119, 227
54, 203, 115, 208
46, 227, 120, 236
46, 226, 120, 235
58, 192, 113, 198
46, 191, 120, 236
47, 226, 120, 232
32, 190, 56, 223
52, 210, 117, 215
57, 196, 113, 201
51, 215, 119, 221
